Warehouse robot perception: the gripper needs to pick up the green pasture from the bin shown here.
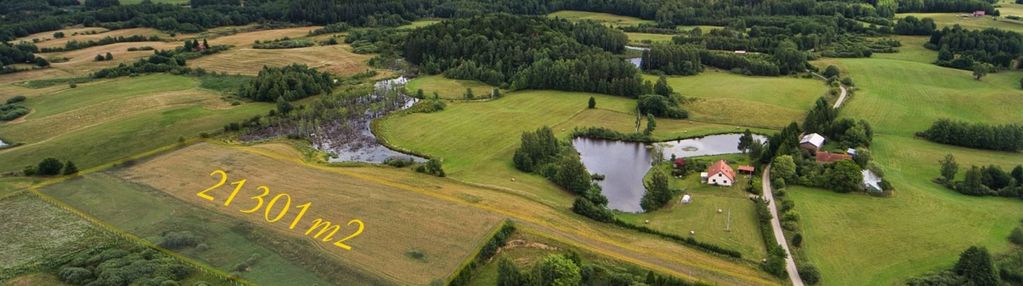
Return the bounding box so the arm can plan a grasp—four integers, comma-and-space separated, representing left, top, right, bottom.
626, 32, 675, 44
406, 75, 500, 99
898, 12, 1023, 33
793, 34, 1023, 285
547, 10, 655, 27
645, 72, 829, 129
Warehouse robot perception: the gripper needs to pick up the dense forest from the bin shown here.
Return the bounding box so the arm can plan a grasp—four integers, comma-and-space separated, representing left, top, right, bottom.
403, 14, 643, 96
238, 64, 334, 102
927, 26, 1023, 70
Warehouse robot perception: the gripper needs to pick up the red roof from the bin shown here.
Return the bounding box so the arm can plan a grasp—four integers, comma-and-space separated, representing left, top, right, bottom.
707, 160, 736, 181
815, 151, 852, 163
738, 165, 755, 173
674, 158, 686, 166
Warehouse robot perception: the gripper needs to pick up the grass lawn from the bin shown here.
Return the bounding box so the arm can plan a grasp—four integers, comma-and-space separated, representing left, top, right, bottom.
406, 75, 500, 99
0, 74, 272, 173
547, 10, 655, 27
793, 35, 1023, 285
618, 154, 768, 260
644, 72, 829, 129
897, 13, 1023, 33
89, 143, 506, 285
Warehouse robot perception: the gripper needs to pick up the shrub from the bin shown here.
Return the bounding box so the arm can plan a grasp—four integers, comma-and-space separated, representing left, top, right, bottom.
63, 161, 78, 175
383, 157, 415, 168
59, 267, 94, 284
158, 231, 201, 250
36, 158, 64, 176
799, 264, 822, 285
5, 95, 26, 104
1010, 227, 1023, 245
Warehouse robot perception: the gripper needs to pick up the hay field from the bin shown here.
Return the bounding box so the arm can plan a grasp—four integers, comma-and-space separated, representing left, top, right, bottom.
202, 26, 319, 47
0, 74, 271, 173
897, 12, 1023, 33
405, 75, 499, 99
113, 143, 506, 285
30, 27, 172, 49
41, 41, 179, 76
14, 27, 107, 44
190, 45, 373, 76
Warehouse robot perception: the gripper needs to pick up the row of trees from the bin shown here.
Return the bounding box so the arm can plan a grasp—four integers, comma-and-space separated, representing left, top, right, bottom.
238, 64, 334, 102
640, 44, 703, 76
920, 119, 1023, 152
23, 157, 78, 176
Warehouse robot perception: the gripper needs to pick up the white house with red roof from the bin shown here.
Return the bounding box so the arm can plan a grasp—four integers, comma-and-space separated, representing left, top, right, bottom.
705, 160, 736, 186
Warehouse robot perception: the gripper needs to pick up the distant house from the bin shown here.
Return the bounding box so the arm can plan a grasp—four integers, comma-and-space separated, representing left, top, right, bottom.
846, 148, 858, 157
738, 165, 755, 174
706, 160, 736, 186
673, 158, 686, 169
815, 151, 852, 164
734, 50, 747, 54
800, 133, 826, 153
973, 10, 986, 17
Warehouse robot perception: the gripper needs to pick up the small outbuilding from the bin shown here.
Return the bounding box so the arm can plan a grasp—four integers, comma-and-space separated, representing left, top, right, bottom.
705, 160, 736, 187
673, 157, 686, 168
681, 194, 692, 204
800, 133, 826, 153
737, 165, 755, 174
973, 10, 986, 17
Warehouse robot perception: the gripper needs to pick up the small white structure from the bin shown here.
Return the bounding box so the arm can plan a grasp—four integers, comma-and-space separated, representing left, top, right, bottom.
800, 133, 826, 152
681, 194, 692, 204
705, 160, 736, 187
862, 169, 883, 192
734, 50, 747, 54
699, 172, 709, 183
847, 148, 858, 156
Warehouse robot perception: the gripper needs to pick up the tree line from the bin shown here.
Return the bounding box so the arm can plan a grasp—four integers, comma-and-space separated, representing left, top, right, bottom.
938, 154, 1023, 199
920, 119, 1023, 152
497, 253, 705, 286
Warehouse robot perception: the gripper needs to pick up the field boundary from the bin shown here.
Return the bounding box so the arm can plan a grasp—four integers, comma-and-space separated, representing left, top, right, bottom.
447, 220, 516, 285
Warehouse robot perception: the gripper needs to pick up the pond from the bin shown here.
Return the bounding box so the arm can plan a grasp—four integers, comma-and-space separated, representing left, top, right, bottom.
317, 76, 428, 164
625, 46, 648, 68
572, 133, 767, 212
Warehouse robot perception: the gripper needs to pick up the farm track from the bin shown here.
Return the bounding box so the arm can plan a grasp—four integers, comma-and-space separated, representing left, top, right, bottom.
762, 166, 803, 286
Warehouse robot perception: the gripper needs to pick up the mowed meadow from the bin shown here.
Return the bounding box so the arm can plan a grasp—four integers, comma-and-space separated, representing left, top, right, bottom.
0, 74, 272, 173
794, 35, 1023, 285
55, 142, 506, 285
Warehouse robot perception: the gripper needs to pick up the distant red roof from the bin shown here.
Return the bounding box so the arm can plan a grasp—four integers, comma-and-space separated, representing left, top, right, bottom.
738, 165, 755, 173
674, 158, 686, 167
707, 160, 736, 181
816, 151, 852, 163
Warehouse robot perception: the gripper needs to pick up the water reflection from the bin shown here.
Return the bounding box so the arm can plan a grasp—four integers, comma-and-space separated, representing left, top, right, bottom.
572, 133, 766, 212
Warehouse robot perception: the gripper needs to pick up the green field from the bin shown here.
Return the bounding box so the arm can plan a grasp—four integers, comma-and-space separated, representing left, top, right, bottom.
398, 18, 444, 29
0, 193, 98, 280
0, 74, 272, 173
548, 10, 655, 27
645, 72, 829, 129
119, 0, 189, 4
406, 75, 500, 99
897, 12, 1023, 33
40, 173, 335, 285
794, 36, 1023, 285
378, 88, 770, 207
618, 154, 768, 259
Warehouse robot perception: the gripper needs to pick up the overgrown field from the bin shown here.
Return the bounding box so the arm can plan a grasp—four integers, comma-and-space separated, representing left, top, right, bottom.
645, 72, 829, 129
46, 142, 507, 285
618, 154, 767, 260
793, 36, 1023, 285
0, 74, 272, 173
0, 193, 97, 278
